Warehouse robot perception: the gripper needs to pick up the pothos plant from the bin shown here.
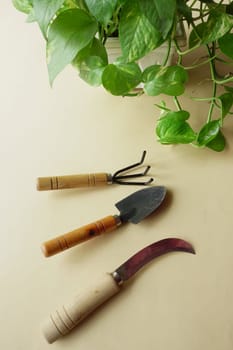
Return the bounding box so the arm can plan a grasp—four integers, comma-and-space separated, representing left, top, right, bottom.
13, 0, 233, 152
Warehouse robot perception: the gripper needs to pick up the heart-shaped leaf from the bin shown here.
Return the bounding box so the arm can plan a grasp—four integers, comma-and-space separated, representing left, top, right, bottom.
177, 0, 192, 24
156, 110, 196, 144
226, 2, 233, 15
47, 9, 98, 85
76, 56, 106, 86
12, 0, 32, 13
218, 92, 233, 120
189, 11, 233, 48
119, 0, 175, 62
74, 37, 108, 64
189, 22, 205, 48
196, 120, 220, 146
224, 86, 233, 94
102, 62, 142, 95
143, 65, 188, 96
73, 38, 108, 86
85, 0, 117, 26
33, 0, 65, 38
219, 33, 233, 60
206, 130, 226, 152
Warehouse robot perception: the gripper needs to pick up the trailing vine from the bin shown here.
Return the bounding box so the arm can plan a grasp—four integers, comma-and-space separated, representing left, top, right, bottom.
13, 0, 233, 151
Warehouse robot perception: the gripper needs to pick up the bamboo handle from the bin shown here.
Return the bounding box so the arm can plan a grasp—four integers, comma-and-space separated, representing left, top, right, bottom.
41, 273, 120, 343
41, 215, 120, 257
37, 173, 111, 191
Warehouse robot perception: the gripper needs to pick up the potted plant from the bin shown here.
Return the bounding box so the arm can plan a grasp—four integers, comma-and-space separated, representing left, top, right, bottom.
13, 0, 233, 152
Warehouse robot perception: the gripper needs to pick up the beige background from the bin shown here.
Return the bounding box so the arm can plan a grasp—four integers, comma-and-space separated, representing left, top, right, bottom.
1, 2, 233, 349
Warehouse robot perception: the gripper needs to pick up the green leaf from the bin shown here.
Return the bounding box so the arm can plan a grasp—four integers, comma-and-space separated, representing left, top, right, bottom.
76, 56, 106, 86
26, 9, 36, 22
219, 33, 233, 60
75, 0, 88, 9
189, 23, 205, 48
196, 120, 220, 146
74, 38, 108, 65
73, 38, 108, 86
224, 85, 233, 94
119, 0, 176, 62
146, 0, 176, 39
12, 0, 32, 13
189, 11, 233, 48
154, 101, 171, 113
156, 110, 196, 144
159, 110, 190, 122
226, 2, 233, 15
33, 0, 65, 38
177, 0, 192, 24
102, 62, 142, 95
47, 9, 98, 85
62, 1, 87, 10
85, 0, 117, 26
57, 0, 79, 11
206, 130, 226, 152
143, 65, 188, 96
218, 92, 233, 120
13, 0, 35, 21
143, 65, 160, 80
203, 11, 233, 43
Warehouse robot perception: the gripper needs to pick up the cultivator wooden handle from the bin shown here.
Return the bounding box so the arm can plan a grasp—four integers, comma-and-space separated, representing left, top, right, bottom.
36, 151, 154, 190
41, 215, 120, 257
37, 173, 111, 191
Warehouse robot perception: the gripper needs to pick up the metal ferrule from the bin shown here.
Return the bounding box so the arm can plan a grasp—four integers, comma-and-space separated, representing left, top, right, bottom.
113, 215, 122, 227
111, 271, 124, 286
107, 173, 113, 184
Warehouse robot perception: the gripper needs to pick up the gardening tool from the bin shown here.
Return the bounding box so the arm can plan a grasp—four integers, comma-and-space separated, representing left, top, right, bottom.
42, 238, 195, 343
41, 186, 166, 257
36, 151, 153, 191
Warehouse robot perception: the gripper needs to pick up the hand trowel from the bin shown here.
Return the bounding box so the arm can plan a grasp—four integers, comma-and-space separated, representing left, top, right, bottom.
42, 238, 195, 343
41, 186, 166, 257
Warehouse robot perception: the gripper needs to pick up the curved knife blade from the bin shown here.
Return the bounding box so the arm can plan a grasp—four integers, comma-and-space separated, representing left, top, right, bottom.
113, 238, 195, 283
42, 238, 195, 343
115, 186, 166, 224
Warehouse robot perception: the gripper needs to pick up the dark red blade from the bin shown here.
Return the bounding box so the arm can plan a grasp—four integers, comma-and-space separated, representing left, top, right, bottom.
114, 238, 195, 282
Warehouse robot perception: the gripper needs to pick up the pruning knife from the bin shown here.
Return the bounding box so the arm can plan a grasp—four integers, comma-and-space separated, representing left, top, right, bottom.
42, 238, 195, 343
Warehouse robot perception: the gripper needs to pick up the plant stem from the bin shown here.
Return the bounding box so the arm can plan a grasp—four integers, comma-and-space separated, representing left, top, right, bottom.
215, 75, 233, 84
162, 38, 171, 66
183, 55, 217, 70
189, 11, 218, 124
191, 97, 216, 102
189, 0, 198, 8
206, 43, 217, 123
200, 1, 204, 23
98, 24, 107, 44
174, 96, 182, 111
174, 39, 201, 56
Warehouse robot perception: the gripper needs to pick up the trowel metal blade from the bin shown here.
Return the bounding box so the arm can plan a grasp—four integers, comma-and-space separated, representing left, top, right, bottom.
115, 186, 166, 224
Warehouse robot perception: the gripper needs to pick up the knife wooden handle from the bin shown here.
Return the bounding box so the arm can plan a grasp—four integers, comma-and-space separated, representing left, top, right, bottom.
41, 215, 120, 257
37, 173, 110, 191
41, 273, 120, 343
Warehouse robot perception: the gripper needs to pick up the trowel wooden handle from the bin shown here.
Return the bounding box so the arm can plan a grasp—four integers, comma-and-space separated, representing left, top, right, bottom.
41, 215, 120, 257
37, 173, 111, 191
42, 273, 120, 343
